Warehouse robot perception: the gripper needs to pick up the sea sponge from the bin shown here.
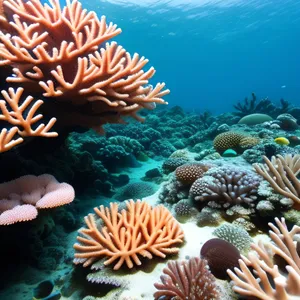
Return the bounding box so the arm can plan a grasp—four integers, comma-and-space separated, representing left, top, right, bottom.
239, 136, 260, 148
175, 162, 212, 185
162, 157, 190, 174
114, 182, 157, 201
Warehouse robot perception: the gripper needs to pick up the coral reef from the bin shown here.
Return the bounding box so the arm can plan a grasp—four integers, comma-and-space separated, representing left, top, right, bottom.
0, 0, 169, 151
74, 200, 184, 270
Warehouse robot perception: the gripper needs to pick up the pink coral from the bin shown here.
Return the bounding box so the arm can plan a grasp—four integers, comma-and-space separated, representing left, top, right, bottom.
0, 174, 75, 225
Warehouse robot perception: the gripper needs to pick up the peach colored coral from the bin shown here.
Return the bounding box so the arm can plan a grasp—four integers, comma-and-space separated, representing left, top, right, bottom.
74, 199, 184, 270
0, 0, 170, 132
0, 87, 57, 152
0, 174, 75, 225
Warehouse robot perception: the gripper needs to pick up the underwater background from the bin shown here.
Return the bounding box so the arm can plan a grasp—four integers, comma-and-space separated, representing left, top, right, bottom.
0, 0, 300, 299
92, 0, 300, 113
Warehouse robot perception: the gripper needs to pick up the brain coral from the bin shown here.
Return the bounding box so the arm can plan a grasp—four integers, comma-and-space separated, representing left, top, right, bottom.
213, 131, 259, 154
175, 162, 213, 185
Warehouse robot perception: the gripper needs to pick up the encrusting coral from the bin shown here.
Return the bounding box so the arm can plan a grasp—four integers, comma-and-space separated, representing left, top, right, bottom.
227, 217, 300, 300
0, 0, 170, 151
74, 199, 184, 270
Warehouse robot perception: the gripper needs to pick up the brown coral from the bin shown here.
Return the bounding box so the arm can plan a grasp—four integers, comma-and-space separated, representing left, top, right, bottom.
74, 200, 184, 270
175, 162, 213, 185
213, 131, 259, 154
154, 257, 219, 300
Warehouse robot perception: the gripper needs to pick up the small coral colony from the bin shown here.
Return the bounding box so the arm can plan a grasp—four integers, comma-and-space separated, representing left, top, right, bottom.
0, 0, 300, 299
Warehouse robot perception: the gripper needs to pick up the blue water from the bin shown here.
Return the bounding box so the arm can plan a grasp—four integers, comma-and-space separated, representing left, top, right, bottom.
80, 0, 300, 114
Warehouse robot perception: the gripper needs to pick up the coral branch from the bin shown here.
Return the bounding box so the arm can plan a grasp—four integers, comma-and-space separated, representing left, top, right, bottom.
228, 217, 300, 300
0, 0, 170, 131
74, 200, 184, 270
0, 87, 57, 152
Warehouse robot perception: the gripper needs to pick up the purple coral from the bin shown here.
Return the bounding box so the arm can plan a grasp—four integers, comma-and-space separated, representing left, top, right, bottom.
190, 166, 261, 206
154, 257, 219, 300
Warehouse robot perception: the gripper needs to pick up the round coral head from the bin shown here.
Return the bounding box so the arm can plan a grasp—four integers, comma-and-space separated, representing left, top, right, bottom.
200, 238, 241, 280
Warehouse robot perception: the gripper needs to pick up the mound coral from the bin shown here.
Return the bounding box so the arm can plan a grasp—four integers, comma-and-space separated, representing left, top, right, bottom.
200, 238, 241, 280
0, 174, 75, 225
154, 257, 219, 300
0, 0, 169, 151
228, 217, 300, 300
190, 166, 261, 206
213, 131, 259, 154
74, 200, 184, 270
212, 223, 252, 254
175, 162, 213, 185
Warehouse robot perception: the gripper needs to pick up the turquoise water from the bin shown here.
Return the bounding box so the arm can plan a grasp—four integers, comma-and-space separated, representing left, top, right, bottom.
82, 0, 300, 113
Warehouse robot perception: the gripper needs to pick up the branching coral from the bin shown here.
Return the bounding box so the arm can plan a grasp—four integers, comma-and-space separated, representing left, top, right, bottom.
74, 200, 184, 270
0, 0, 170, 147
1, 0, 169, 107
227, 217, 300, 300
154, 257, 219, 300
0, 87, 57, 152
254, 154, 300, 209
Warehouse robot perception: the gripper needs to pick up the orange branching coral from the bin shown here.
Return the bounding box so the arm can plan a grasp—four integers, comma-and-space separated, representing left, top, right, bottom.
0, 87, 57, 152
74, 200, 184, 270
0, 0, 170, 130
227, 217, 300, 300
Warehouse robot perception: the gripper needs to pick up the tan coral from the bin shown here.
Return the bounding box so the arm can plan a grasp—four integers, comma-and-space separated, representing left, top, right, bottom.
227, 217, 300, 300
254, 154, 300, 209
213, 131, 259, 154
74, 200, 184, 270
